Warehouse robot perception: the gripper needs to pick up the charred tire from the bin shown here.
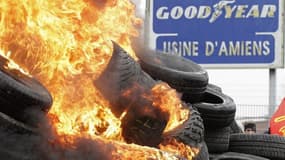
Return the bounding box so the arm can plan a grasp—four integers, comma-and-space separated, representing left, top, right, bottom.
212, 152, 270, 160
194, 141, 209, 160
137, 49, 208, 103
0, 56, 52, 125
205, 127, 230, 153
122, 115, 167, 147
229, 120, 243, 134
163, 106, 204, 147
94, 42, 157, 117
229, 134, 285, 160
192, 87, 236, 128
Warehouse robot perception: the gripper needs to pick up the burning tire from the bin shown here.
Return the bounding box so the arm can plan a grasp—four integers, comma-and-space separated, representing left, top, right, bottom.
163, 106, 204, 147
229, 134, 285, 160
204, 127, 230, 153
0, 55, 52, 126
122, 115, 167, 147
191, 86, 236, 128
136, 49, 208, 103
94, 42, 157, 117
212, 152, 270, 160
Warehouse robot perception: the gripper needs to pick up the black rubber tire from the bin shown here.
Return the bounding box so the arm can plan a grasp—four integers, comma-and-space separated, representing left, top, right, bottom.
182, 83, 222, 104
94, 41, 157, 117
212, 152, 270, 160
207, 83, 222, 93
136, 49, 208, 103
0, 112, 36, 134
121, 114, 167, 147
229, 134, 285, 160
229, 120, 243, 134
0, 55, 52, 125
192, 87, 236, 128
205, 127, 231, 153
194, 141, 209, 160
163, 105, 204, 147
0, 112, 38, 160
180, 86, 208, 104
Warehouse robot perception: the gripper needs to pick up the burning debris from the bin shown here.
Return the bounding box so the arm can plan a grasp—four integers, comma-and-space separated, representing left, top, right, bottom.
0, 0, 200, 159
3, 0, 283, 160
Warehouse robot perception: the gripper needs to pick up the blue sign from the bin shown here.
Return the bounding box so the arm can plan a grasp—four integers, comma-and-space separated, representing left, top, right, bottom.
152, 0, 279, 64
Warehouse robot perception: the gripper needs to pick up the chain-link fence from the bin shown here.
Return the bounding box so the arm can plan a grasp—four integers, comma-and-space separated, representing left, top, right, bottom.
235, 104, 278, 133
235, 104, 277, 121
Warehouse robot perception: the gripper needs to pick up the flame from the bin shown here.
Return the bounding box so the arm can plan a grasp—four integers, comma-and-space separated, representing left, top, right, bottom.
0, 0, 196, 159
0, 49, 31, 76
151, 82, 190, 132
160, 138, 199, 160
0, 0, 141, 140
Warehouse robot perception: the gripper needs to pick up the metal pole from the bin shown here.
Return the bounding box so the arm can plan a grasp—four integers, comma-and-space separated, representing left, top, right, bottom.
269, 68, 277, 117
144, 0, 150, 47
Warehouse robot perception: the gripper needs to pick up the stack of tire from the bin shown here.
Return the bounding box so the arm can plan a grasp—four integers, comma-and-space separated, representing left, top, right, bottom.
0, 55, 53, 127
0, 55, 53, 159
136, 49, 285, 160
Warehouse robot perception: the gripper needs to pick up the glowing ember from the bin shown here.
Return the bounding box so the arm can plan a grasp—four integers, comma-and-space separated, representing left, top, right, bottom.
160, 138, 199, 160
0, 0, 196, 159
151, 82, 190, 132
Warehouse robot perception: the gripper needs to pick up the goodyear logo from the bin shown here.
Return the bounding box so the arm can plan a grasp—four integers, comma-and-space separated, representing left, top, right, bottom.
156, 0, 277, 23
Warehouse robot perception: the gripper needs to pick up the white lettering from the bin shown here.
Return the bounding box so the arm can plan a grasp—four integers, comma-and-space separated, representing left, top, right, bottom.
171, 6, 184, 19
235, 5, 248, 18
155, 4, 277, 20
215, 41, 270, 56
197, 6, 211, 19
185, 6, 198, 19
261, 5, 276, 18
218, 41, 228, 56
163, 41, 199, 56
156, 7, 169, 19
205, 41, 214, 56
246, 5, 259, 18
263, 41, 270, 55
224, 6, 237, 18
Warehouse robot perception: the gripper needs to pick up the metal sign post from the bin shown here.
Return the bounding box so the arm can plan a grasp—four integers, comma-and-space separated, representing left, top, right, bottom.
269, 68, 277, 117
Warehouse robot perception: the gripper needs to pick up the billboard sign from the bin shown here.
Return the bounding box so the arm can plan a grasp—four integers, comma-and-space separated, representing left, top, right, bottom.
146, 0, 284, 68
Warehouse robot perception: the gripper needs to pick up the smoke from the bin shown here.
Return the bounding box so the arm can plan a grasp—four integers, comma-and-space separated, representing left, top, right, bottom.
0, 111, 116, 160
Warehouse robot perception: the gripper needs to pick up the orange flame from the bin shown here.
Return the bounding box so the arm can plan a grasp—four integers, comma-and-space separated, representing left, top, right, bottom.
0, 0, 196, 159
0, 49, 31, 76
151, 82, 190, 132
160, 138, 199, 160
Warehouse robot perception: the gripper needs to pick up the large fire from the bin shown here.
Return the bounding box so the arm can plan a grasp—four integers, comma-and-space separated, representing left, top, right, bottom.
0, 0, 196, 159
